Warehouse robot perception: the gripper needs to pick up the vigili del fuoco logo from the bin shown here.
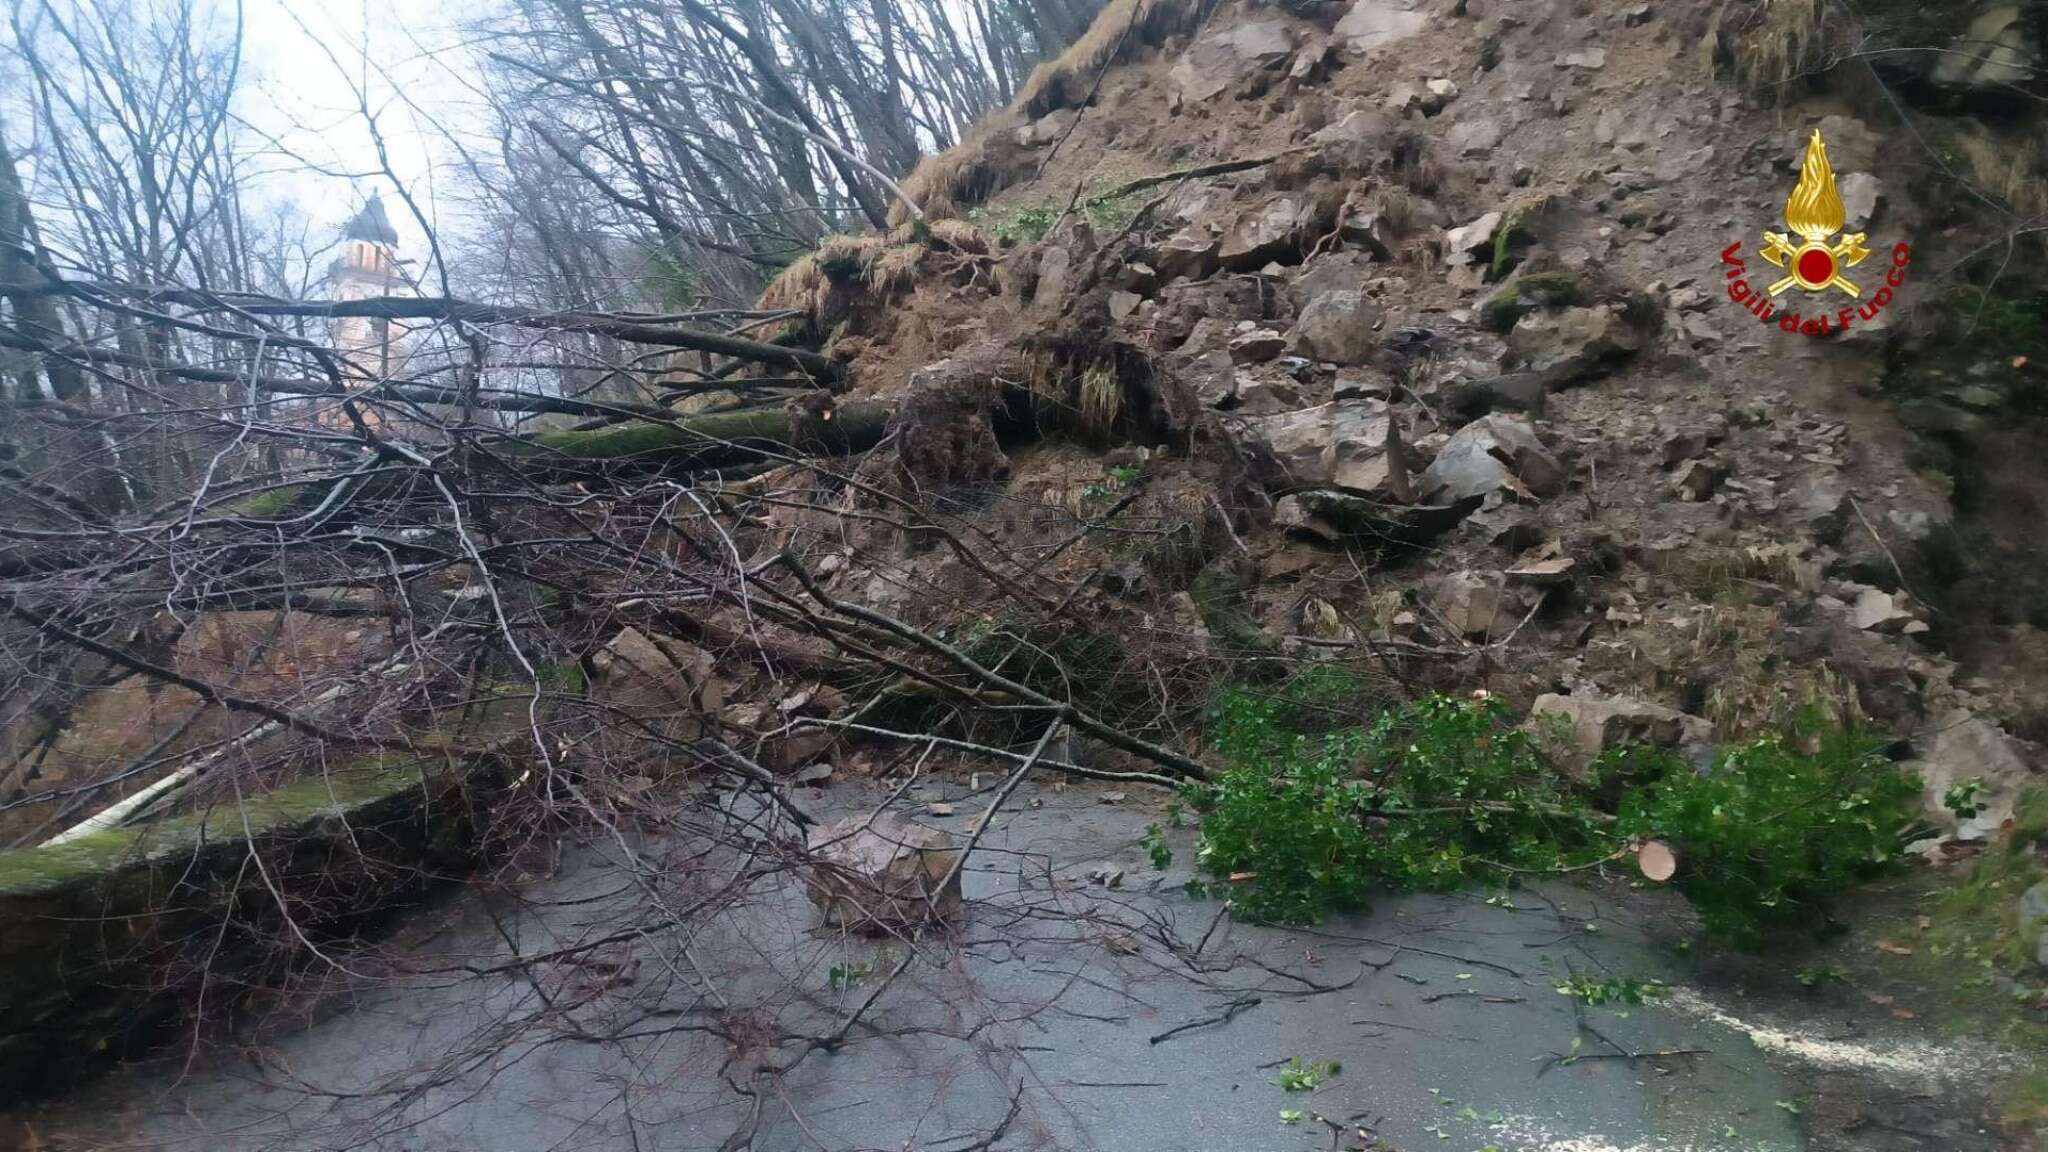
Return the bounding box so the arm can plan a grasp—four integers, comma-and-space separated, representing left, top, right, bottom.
1720, 129, 1910, 338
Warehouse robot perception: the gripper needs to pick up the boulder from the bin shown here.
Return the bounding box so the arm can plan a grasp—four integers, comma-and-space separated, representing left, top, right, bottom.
1671, 457, 1726, 501
1120, 262, 1160, 293
1848, 586, 1917, 633
1179, 348, 1239, 407
1220, 192, 1314, 270
1170, 20, 1296, 106
1930, 6, 2038, 97
1415, 414, 1566, 504
1904, 709, 2038, 841
1465, 504, 1544, 551
1335, 0, 1430, 53
1287, 250, 1378, 310
1291, 289, 1382, 365
1441, 372, 1548, 419
1249, 399, 1412, 499
1147, 228, 1221, 280
1308, 109, 1397, 173
1799, 475, 1853, 544
1506, 556, 1575, 587
1333, 365, 1397, 400
1839, 172, 1881, 233
805, 813, 962, 932
2020, 879, 2048, 970
1446, 116, 1504, 157
591, 627, 726, 752
1443, 211, 1502, 260
1505, 305, 1644, 373
1528, 693, 1712, 776
1013, 109, 1079, 148
1035, 244, 1074, 306
1290, 35, 1337, 81
1431, 569, 1523, 639
1229, 327, 1288, 364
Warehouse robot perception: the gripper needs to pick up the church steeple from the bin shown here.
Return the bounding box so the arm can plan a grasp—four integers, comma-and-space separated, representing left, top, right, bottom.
341, 194, 400, 247
328, 193, 405, 383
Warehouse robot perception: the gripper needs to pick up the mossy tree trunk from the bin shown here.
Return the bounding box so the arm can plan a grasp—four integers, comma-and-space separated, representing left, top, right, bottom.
523, 400, 892, 471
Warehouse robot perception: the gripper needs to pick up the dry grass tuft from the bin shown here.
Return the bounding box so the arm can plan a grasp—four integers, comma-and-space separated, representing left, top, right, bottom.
887, 0, 1213, 228
756, 253, 824, 316
1956, 128, 2048, 227
892, 134, 1010, 226
927, 218, 992, 255
1714, 0, 1836, 96
866, 244, 925, 295
1077, 365, 1122, 439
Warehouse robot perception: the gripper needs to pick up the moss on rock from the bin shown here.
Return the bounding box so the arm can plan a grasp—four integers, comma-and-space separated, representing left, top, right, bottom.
1481, 270, 1586, 333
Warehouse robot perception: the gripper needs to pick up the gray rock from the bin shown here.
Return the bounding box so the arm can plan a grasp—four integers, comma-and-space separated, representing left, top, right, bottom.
1800, 475, 1852, 544
1442, 373, 1548, 419
1660, 429, 1709, 467
1291, 289, 1382, 365
1528, 692, 1712, 777
1447, 116, 1504, 157
1035, 245, 1073, 307
1229, 328, 1288, 364
2019, 880, 2048, 970
1416, 414, 1566, 503
1444, 211, 1502, 258
1290, 35, 1337, 81
1108, 290, 1143, 322
1555, 48, 1606, 69
1220, 192, 1314, 271
1906, 708, 2039, 842
1333, 366, 1397, 400
1308, 108, 1397, 173
1671, 457, 1725, 501
805, 813, 961, 932
1505, 305, 1645, 373
1148, 228, 1220, 280
1176, 316, 1236, 355
1013, 109, 1079, 148
1249, 399, 1412, 499
1930, 5, 2037, 94
1180, 349, 1238, 408
1170, 20, 1296, 106
1335, 0, 1429, 53
1465, 504, 1544, 551
1848, 586, 1916, 633
1839, 172, 1881, 233
1431, 569, 1522, 639
1506, 556, 1575, 587
1338, 211, 1396, 259
1287, 250, 1378, 310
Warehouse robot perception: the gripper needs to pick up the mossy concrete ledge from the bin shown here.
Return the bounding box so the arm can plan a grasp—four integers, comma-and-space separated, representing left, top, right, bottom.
0, 756, 497, 1105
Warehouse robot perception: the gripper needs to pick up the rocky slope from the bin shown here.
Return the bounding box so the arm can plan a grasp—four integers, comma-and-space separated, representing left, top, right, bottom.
756, 0, 2046, 844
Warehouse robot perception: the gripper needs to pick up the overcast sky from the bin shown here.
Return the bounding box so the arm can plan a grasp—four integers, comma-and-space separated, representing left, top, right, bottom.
236, 0, 483, 267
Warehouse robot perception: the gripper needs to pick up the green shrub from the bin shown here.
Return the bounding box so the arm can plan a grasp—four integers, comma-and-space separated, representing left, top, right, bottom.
1187, 690, 1922, 941
1190, 691, 1607, 923
1614, 713, 1921, 942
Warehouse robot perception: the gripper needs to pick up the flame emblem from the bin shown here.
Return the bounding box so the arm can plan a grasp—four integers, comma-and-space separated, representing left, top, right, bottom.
1759, 130, 1868, 297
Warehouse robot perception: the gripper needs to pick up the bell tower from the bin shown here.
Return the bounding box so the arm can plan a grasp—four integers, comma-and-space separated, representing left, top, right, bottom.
328, 195, 404, 381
